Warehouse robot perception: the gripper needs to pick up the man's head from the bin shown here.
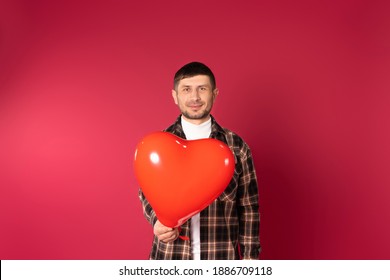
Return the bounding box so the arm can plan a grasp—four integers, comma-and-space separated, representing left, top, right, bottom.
172, 62, 219, 124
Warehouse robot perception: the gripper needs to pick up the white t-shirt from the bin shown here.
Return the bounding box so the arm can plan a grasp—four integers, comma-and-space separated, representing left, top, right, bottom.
181, 116, 212, 260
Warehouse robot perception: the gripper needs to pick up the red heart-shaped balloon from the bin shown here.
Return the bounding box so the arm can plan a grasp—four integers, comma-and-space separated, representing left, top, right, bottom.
134, 131, 235, 228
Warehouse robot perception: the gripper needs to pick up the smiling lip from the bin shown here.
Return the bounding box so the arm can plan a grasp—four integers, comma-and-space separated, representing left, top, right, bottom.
188, 104, 202, 109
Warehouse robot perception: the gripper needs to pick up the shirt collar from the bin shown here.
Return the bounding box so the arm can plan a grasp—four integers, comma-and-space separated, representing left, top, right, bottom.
168, 115, 226, 139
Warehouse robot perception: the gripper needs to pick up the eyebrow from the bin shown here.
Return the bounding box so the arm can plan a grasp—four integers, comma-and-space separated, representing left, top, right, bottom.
180, 84, 210, 88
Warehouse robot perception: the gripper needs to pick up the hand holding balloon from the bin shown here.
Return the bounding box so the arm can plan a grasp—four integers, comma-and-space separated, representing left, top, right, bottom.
153, 220, 179, 243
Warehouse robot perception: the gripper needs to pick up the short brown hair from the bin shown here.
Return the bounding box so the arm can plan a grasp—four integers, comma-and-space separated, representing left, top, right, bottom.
174, 62, 216, 90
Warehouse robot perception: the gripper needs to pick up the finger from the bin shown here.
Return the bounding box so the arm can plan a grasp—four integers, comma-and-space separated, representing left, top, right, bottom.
158, 229, 179, 242
160, 234, 178, 243
154, 226, 173, 236
158, 231, 175, 241
154, 221, 173, 235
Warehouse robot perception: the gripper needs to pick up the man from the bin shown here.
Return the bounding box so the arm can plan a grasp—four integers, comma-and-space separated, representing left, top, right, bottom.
139, 62, 260, 260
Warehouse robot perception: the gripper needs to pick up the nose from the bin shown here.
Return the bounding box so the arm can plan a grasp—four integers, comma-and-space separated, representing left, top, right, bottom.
189, 89, 201, 100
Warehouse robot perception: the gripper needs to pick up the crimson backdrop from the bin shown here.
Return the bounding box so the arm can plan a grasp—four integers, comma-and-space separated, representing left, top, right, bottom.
1, 0, 390, 259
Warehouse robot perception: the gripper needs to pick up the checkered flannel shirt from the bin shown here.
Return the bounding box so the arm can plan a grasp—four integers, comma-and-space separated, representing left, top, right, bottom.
138, 115, 260, 259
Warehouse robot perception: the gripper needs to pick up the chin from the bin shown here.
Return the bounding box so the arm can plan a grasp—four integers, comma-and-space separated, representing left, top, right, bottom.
184, 113, 209, 120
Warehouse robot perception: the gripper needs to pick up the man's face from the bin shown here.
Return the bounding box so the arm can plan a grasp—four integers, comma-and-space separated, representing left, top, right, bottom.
172, 75, 218, 124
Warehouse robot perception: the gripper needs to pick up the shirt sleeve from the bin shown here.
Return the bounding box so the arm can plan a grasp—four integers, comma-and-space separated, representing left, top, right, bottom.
237, 145, 261, 259
138, 189, 158, 227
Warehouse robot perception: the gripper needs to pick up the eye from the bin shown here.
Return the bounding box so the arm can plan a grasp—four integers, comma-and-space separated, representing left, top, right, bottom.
200, 87, 207, 91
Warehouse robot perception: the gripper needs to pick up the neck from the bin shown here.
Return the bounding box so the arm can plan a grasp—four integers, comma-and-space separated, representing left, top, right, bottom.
181, 115, 211, 125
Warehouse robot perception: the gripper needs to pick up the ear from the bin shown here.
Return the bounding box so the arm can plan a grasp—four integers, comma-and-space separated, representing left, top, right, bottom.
213, 88, 219, 99
172, 89, 178, 105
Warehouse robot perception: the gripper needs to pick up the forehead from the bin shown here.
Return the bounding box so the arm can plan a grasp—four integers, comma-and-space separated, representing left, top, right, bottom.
178, 75, 212, 87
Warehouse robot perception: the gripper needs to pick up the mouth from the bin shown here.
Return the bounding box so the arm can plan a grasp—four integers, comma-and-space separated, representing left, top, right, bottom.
188, 104, 203, 110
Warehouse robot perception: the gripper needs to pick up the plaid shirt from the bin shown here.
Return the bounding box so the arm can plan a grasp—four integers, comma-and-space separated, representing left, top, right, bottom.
138, 115, 260, 260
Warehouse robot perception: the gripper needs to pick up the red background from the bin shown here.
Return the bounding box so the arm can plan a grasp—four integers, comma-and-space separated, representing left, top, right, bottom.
1, 0, 389, 260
